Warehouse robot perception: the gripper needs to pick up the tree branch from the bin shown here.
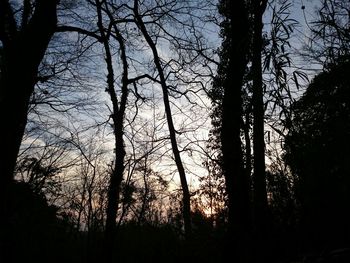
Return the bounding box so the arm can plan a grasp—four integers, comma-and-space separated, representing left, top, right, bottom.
56, 25, 103, 42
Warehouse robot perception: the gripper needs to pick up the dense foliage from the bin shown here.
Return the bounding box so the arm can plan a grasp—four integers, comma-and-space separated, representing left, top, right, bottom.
285, 57, 350, 251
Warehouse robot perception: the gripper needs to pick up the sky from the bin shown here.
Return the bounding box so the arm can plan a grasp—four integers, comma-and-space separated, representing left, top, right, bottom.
11, 0, 328, 219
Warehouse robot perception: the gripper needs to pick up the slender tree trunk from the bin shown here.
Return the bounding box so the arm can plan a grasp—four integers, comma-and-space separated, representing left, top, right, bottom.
133, 0, 192, 238
252, 0, 269, 234
251, 1, 269, 261
138, 159, 149, 225
244, 110, 252, 180
220, 0, 251, 260
94, 1, 129, 260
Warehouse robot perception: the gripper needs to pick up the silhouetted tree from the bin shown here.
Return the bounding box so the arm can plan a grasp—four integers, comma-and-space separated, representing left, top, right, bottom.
251, 0, 269, 236
0, 1, 59, 257
212, 0, 252, 260
284, 57, 350, 252
94, 2, 129, 256
133, 0, 215, 238
133, 0, 194, 239
210, 1, 306, 261
0, 0, 59, 186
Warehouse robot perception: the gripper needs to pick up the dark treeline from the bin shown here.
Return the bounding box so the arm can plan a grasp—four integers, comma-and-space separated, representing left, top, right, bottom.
1, 0, 350, 262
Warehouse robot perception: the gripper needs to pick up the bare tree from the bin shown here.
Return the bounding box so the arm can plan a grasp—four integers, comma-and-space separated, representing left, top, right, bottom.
79, 1, 132, 259
132, 0, 194, 239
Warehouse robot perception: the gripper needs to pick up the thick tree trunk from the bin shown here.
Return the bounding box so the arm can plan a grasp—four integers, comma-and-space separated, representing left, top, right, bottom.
133, 0, 192, 238
0, 0, 58, 260
0, 0, 58, 187
220, 0, 251, 260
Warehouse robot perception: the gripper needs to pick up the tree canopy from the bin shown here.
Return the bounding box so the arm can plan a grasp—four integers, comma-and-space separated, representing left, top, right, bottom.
285, 57, 350, 251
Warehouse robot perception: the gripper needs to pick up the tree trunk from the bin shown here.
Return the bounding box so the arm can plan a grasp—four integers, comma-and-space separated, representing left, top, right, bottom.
133, 0, 192, 239
252, 0, 269, 234
138, 159, 150, 225
244, 110, 252, 181
94, 1, 129, 261
220, 0, 251, 260
0, 0, 58, 260
0, 0, 58, 187
251, 0, 269, 261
